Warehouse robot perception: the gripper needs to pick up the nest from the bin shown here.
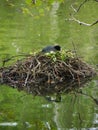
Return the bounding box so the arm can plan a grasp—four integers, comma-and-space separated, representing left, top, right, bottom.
0, 51, 96, 96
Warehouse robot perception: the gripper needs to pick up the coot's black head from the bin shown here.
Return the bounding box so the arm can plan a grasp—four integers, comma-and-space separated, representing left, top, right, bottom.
54, 45, 61, 51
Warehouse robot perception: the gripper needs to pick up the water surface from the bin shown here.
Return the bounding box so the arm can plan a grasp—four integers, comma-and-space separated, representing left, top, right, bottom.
0, 0, 98, 130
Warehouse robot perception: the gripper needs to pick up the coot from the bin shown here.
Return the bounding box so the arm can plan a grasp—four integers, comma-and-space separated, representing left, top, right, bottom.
42, 45, 61, 53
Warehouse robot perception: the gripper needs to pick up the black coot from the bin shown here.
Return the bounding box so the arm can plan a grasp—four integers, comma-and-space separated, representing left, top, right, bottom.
42, 45, 61, 53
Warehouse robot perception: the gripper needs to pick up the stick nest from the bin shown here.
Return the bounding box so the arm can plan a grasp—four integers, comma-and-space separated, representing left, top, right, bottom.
0, 51, 96, 96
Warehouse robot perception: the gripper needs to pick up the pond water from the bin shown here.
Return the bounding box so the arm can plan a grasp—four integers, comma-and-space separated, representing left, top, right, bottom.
0, 0, 98, 130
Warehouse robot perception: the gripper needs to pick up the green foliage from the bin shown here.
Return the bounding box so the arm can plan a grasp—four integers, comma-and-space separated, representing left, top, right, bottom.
25, 0, 32, 5
45, 50, 75, 62
25, 0, 64, 6
21, 7, 33, 16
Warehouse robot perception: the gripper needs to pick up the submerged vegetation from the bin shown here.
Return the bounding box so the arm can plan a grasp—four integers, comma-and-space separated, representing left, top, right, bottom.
0, 50, 96, 96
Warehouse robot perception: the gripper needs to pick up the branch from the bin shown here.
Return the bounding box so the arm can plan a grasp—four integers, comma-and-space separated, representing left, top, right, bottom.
77, 0, 88, 12
65, 16, 98, 26
71, 0, 88, 13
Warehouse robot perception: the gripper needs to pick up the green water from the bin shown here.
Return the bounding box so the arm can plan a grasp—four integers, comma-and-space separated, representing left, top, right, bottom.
0, 0, 98, 130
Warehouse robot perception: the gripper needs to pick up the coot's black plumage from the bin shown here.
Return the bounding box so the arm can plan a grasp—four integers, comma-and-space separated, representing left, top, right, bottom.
42, 45, 61, 53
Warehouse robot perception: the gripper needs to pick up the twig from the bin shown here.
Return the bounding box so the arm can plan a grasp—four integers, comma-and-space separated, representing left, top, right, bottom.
24, 61, 33, 87
24, 72, 30, 86
77, 0, 88, 12
2, 54, 30, 67
65, 16, 98, 26
71, 41, 78, 58
31, 58, 41, 79
77, 74, 81, 87
71, 4, 77, 12
91, 20, 98, 26
71, 0, 88, 13
69, 69, 75, 80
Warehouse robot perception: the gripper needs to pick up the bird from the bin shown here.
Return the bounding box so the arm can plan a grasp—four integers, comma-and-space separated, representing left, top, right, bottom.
41, 45, 61, 53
